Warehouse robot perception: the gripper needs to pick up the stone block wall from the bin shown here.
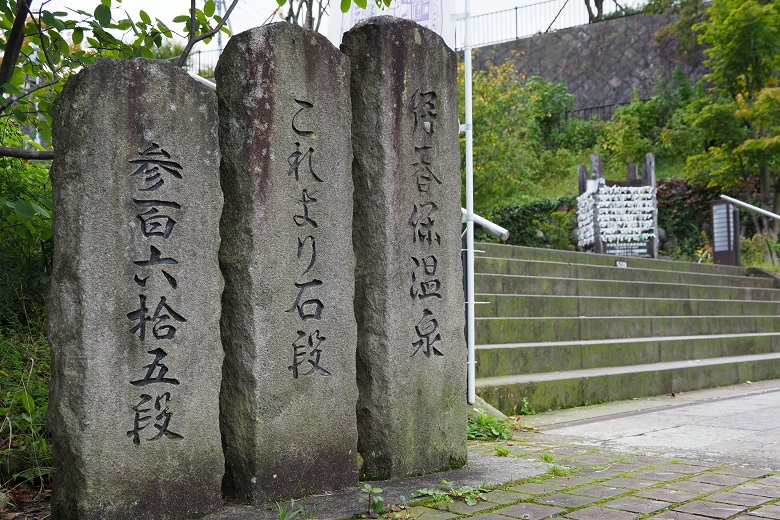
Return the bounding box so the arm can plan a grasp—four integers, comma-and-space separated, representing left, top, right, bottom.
473, 11, 707, 110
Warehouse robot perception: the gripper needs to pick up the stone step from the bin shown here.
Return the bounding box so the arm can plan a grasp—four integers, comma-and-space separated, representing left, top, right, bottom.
476, 352, 780, 414
475, 333, 780, 378
475, 294, 780, 318
475, 273, 780, 301
475, 315, 780, 344
476, 242, 757, 278
476, 256, 775, 289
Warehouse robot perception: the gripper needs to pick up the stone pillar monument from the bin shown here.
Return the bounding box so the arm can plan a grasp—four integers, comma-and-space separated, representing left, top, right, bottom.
47, 59, 224, 519
216, 23, 358, 502
342, 17, 467, 479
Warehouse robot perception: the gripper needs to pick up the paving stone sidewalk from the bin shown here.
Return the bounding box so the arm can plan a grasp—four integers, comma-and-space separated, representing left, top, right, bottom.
207, 382, 780, 520
205, 436, 780, 520
454, 436, 780, 520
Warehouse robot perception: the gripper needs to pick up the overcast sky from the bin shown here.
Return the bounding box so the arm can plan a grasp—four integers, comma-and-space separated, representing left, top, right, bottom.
30, 0, 643, 52
30, 0, 581, 47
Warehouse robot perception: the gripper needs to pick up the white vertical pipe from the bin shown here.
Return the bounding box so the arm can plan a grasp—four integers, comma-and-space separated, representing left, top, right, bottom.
464, 0, 476, 405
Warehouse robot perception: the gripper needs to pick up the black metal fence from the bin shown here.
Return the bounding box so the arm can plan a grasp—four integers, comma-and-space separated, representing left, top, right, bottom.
175, 49, 221, 79
565, 101, 633, 121
454, 0, 642, 50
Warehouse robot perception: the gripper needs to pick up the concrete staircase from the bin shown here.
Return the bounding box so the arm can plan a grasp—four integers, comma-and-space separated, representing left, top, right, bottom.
474, 242, 780, 415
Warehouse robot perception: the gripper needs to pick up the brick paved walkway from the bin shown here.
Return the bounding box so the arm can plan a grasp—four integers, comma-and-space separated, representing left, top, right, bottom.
205, 382, 780, 520
408, 436, 780, 520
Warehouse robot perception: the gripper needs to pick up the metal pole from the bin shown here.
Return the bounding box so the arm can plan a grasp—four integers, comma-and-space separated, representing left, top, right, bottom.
547, 0, 571, 33
461, 208, 509, 241
188, 71, 216, 90
217, 0, 223, 53
464, 0, 476, 405
720, 195, 780, 221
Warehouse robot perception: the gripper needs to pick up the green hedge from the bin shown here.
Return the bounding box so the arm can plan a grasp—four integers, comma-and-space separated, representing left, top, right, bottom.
488, 196, 577, 247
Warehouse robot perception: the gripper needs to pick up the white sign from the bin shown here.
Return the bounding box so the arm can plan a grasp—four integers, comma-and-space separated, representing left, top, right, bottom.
712, 203, 733, 252
328, 0, 456, 49
577, 185, 657, 256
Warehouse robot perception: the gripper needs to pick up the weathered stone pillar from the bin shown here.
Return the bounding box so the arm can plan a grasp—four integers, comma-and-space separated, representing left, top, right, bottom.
342, 17, 467, 479
216, 23, 358, 502
47, 59, 224, 519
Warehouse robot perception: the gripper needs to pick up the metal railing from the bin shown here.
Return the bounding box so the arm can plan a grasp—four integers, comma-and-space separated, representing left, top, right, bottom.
173, 49, 221, 79
454, 0, 643, 50
565, 100, 641, 121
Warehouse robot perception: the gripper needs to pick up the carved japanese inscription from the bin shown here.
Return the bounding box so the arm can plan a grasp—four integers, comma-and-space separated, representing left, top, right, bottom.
286, 98, 330, 379
126, 143, 185, 445
343, 17, 467, 481
48, 58, 223, 520
408, 90, 443, 359
216, 22, 357, 504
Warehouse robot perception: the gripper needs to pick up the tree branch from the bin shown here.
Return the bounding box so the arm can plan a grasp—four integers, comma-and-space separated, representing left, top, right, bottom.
0, 0, 34, 96
304, 0, 314, 31
0, 147, 53, 160
296, 1, 305, 26
287, 0, 295, 23
177, 0, 239, 67
0, 78, 60, 113
315, 0, 330, 32
28, 2, 58, 73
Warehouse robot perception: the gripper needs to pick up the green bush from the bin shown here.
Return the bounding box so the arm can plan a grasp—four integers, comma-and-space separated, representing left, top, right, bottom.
656, 177, 760, 258
0, 122, 52, 331
0, 331, 52, 487
460, 62, 586, 211
0, 121, 52, 491
597, 110, 651, 170
488, 196, 577, 248
553, 116, 602, 151
536, 209, 577, 250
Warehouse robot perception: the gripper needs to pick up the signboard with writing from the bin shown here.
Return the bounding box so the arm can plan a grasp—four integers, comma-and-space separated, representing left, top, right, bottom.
576, 154, 658, 258
712, 200, 740, 265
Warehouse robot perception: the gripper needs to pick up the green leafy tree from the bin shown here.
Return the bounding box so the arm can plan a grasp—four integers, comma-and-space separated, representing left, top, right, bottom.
0, 0, 384, 161
645, 0, 708, 58
683, 0, 780, 237
696, 0, 780, 104
597, 110, 650, 168
461, 60, 585, 212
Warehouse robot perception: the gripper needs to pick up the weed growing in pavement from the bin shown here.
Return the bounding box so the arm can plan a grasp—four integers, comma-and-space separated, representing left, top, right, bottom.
275, 500, 302, 520
357, 484, 385, 518
412, 480, 488, 506
546, 465, 572, 477
494, 445, 511, 457
539, 452, 555, 463
468, 409, 512, 441
516, 397, 537, 416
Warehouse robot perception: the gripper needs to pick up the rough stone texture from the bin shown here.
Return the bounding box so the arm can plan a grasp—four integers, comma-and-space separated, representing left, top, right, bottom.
342, 16, 467, 479
473, 12, 708, 112
47, 59, 224, 519
216, 22, 358, 502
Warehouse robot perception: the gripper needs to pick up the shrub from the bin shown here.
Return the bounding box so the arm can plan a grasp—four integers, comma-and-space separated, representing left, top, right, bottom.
488, 196, 577, 248
0, 122, 52, 331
